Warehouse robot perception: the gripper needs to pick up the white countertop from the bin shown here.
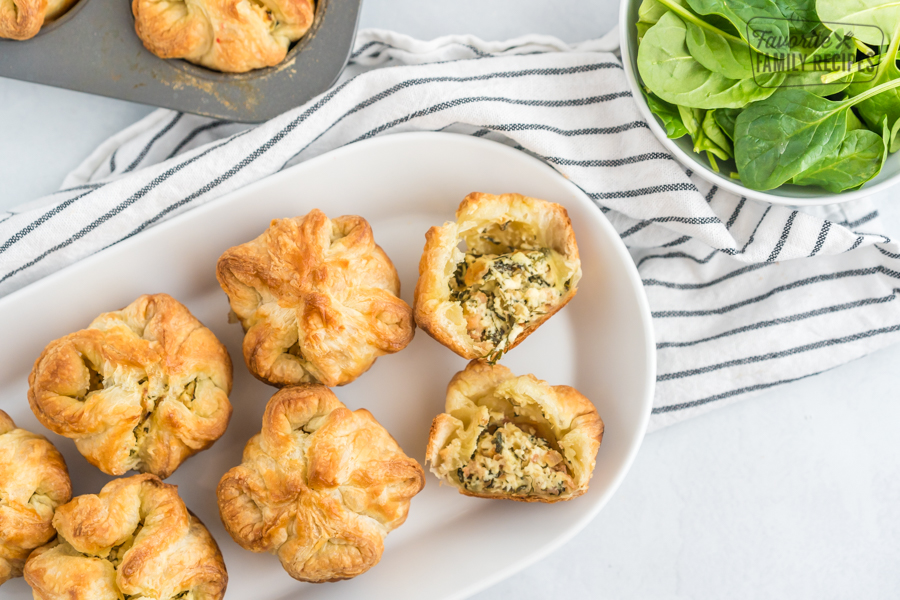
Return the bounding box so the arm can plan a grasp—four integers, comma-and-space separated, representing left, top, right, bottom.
2, 1, 899, 597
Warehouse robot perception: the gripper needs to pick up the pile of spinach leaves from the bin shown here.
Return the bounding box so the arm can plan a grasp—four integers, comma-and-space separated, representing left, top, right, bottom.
635, 0, 900, 192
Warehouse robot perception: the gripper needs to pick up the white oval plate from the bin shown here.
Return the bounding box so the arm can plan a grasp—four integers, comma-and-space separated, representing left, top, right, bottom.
0, 132, 655, 600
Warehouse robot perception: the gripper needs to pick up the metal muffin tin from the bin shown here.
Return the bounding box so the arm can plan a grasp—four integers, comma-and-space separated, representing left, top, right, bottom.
0, 0, 361, 122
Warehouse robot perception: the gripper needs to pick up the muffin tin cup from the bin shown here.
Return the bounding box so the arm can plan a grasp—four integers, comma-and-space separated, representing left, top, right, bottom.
0, 0, 362, 123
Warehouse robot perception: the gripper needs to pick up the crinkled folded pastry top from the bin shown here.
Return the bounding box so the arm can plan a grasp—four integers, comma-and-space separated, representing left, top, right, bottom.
426, 360, 603, 503
24, 473, 227, 600
217, 384, 425, 582
216, 210, 415, 388
132, 0, 315, 73
0, 410, 72, 586
0, 0, 78, 40
28, 293, 233, 478
415, 192, 581, 362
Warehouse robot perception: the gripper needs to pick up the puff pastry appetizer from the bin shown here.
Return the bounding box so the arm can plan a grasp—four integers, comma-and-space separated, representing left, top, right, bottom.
426, 361, 603, 503
132, 0, 315, 73
28, 293, 233, 479
24, 473, 227, 600
217, 210, 415, 388
217, 385, 425, 582
0, 410, 71, 586
414, 192, 581, 362
0, 0, 78, 40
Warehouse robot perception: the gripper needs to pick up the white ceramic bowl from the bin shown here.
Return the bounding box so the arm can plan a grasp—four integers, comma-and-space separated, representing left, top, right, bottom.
618, 0, 900, 206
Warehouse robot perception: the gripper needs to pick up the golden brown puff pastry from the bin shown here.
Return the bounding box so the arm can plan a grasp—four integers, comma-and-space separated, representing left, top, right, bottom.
0, 0, 78, 40
0, 410, 71, 586
414, 192, 582, 362
217, 385, 425, 582
426, 360, 603, 503
28, 293, 233, 479
132, 0, 315, 73
23, 473, 227, 600
216, 209, 415, 388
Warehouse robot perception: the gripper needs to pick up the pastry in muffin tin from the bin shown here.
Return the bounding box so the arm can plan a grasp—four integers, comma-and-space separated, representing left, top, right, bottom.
0, 0, 78, 40
28, 293, 233, 479
0, 410, 72, 586
217, 384, 425, 582
426, 360, 603, 503
414, 192, 581, 362
132, 0, 315, 73
24, 473, 227, 600
216, 209, 415, 388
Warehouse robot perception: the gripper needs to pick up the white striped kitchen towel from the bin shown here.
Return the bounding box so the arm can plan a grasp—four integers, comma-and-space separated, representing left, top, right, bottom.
2, 29, 899, 431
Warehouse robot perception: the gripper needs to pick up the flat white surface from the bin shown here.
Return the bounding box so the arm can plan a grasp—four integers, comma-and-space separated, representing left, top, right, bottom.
0, 133, 655, 599
1, 1, 899, 599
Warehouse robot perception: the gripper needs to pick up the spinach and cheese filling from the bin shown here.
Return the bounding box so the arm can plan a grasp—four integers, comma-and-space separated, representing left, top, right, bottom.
457, 421, 573, 497
449, 240, 569, 361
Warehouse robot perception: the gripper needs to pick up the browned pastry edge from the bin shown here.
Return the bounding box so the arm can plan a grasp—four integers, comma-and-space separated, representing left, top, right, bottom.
413, 192, 581, 360
425, 360, 603, 503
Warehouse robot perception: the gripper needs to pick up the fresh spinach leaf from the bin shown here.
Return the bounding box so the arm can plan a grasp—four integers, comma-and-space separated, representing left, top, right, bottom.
792, 128, 886, 191
735, 77, 900, 189
643, 88, 690, 138
702, 110, 734, 158
891, 117, 900, 152
684, 0, 789, 53
677, 107, 732, 171
713, 108, 741, 140
781, 29, 854, 96
638, 12, 783, 109
637, 0, 681, 43
685, 20, 756, 79
817, 0, 898, 46
774, 0, 818, 34
846, 22, 900, 133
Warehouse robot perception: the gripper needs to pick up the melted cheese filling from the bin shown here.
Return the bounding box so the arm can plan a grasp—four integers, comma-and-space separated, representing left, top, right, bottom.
449, 249, 563, 361
457, 422, 572, 497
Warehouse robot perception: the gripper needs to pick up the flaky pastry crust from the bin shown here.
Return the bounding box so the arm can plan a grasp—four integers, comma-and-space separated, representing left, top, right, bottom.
24, 473, 227, 600
216, 209, 415, 388
414, 192, 581, 361
0, 0, 77, 40
28, 293, 233, 479
217, 385, 425, 582
426, 361, 603, 503
132, 0, 315, 73
0, 410, 71, 586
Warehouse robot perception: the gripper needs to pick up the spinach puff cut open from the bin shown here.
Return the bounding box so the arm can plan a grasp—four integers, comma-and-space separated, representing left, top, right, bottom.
216, 385, 425, 582
132, 0, 315, 73
216, 210, 415, 388
27, 294, 233, 479
426, 361, 603, 503
414, 192, 581, 362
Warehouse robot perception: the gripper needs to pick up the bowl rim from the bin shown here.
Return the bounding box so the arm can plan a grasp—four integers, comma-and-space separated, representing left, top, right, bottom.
617, 0, 900, 207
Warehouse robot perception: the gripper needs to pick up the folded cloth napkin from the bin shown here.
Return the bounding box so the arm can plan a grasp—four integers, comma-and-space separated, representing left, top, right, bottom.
2, 29, 899, 431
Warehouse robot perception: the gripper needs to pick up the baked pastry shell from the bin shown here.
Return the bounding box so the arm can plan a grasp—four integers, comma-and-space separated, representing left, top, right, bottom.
216, 209, 415, 389
23, 473, 227, 600
0, 410, 72, 586
27, 293, 233, 478
425, 360, 603, 503
132, 0, 315, 73
217, 384, 425, 583
414, 192, 581, 360
0, 0, 78, 40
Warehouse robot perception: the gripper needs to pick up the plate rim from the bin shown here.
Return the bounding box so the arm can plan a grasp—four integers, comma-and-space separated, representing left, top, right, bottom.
0, 131, 656, 599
